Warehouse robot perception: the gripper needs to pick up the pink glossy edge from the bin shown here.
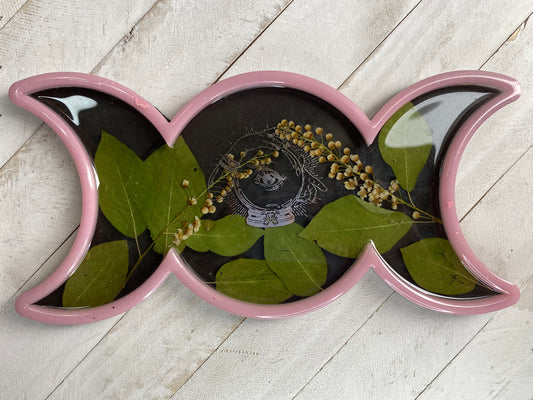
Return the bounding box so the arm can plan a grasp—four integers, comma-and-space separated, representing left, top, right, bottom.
9, 70, 520, 324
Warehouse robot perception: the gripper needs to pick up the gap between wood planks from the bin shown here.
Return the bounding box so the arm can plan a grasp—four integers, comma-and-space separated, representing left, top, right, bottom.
3, 230, 77, 306
458, 13, 532, 225
415, 274, 533, 400
289, 291, 395, 400
168, 12, 533, 398
0, 0, 163, 173
479, 12, 531, 70
412, 316, 495, 400
7, 4, 528, 400
203, 0, 295, 87
459, 144, 533, 224
35, 2, 291, 399
336, 0, 423, 94
0, 0, 29, 30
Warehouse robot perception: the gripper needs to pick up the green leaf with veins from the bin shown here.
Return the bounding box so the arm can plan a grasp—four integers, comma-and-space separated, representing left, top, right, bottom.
299, 195, 412, 258
144, 136, 206, 254
186, 215, 264, 256
216, 259, 292, 304
264, 223, 327, 297
401, 238, 478, 295
95, 132, 153, 238
378, 102, 433, 192
63, 241, 128, 307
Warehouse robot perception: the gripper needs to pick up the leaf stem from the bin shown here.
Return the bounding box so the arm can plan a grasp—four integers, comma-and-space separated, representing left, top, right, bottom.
277, 122, 443, 224
119, 149, 277, 291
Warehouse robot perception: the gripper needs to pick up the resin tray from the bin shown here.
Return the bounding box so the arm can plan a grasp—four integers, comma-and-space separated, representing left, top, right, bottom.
9, 71, 520, 324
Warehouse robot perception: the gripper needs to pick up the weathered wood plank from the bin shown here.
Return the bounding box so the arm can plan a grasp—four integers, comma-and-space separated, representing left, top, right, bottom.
0, 0, 26, 30
340, 2, 532, 117
456, 13, 533, 218
293, 148, 533, 400
0, 232, 123, 400
416, 150, 533, 400
0, 0, 160, 168
167, 2, 533, 399
171, 274, 392, 400
0, 125, 81, 305
223, 0, 421, 88
296, 298, 493, 400
46, 277, 243, 400
93, 0, 294, 118
1, 1, 531, 400
339, 2, 533, 219
17, 1, 423, 399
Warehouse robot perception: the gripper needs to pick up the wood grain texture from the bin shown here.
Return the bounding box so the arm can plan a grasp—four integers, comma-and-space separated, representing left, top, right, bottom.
339, 0, 533, 117
223, 0, 421, 87
0, 232, 122, 400
456, 11, 533, 218
293, 148, 533, 400
426, 280, 533, 400
417, 149, 533, 400
47, 277, 243, 400
0, 0, 159, 168
94, 0, 293, 118
0, 126, 81, 305
171, 274, 392, 400
0, 0, 26, 30
0, 1, 532, 400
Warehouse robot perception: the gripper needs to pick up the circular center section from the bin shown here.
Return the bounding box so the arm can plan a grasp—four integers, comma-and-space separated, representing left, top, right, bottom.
178, 87, 369, 304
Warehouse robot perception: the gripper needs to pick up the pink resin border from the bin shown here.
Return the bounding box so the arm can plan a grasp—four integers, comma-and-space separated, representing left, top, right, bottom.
9, 70, 520, 324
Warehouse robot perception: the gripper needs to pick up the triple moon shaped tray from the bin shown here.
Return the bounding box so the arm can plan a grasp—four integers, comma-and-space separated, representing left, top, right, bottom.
9, 70, 521, 324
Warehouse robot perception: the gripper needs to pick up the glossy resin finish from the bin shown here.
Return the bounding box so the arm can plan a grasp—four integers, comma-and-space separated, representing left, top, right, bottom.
9, 71, 520, 324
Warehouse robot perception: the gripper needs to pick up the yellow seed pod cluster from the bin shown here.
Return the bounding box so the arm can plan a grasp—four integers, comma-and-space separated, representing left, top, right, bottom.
273, 119, 406, 210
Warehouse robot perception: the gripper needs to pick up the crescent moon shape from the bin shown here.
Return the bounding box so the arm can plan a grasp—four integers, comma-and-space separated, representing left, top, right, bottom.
8, 71, 520, 324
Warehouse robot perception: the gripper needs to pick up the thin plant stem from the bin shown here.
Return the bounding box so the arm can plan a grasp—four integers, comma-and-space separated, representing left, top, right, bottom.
277, 123, 443, 224
119, 150, 276, 290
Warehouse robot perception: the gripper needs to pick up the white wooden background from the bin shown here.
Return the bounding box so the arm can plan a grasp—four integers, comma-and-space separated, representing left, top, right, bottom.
1, 1, 532, 399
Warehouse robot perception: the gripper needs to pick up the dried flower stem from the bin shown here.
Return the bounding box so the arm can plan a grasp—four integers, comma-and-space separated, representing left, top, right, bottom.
120, 149, 276, 289
275, 120, 443, 224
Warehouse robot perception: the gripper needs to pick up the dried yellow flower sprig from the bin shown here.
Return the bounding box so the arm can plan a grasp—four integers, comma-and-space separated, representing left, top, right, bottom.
169, 149, 279, 249
122, 146, 278, 291
275, 119, 442, 224
172, 216, 202, 246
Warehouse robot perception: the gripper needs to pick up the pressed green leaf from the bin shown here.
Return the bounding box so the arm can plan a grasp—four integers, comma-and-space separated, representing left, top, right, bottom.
95, 132, 153, 238
145, 136, 206, 254
299, 195, 412, 258
216, 259, 292, 304
63, 241, 129, 307
264, 223, 327, 297
186, 215, 264, 256
401, 238, 477, 295
378, 102, 433, 192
